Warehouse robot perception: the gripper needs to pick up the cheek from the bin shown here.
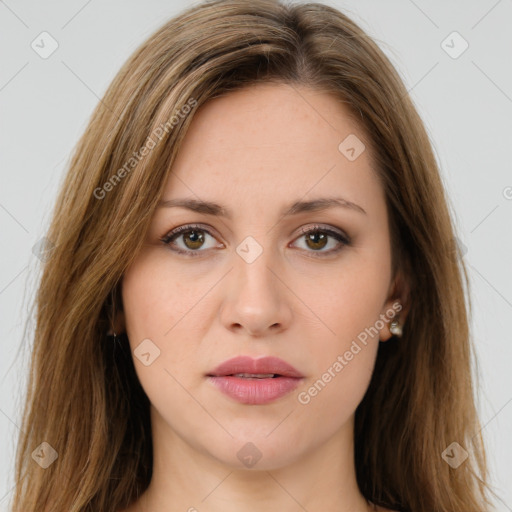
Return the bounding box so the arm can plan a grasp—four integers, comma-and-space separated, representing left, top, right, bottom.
337, 236, 392, 332
122, 250, 205, 339
120, 252, 207, 413
295, 279, 383, 426
297, 253, 391, 349
295, 346, 376, 443
121, 249, 225, 388
292, 238, 390, 407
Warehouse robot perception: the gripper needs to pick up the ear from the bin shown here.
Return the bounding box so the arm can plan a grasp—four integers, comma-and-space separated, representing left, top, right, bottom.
379, 270, 410, 342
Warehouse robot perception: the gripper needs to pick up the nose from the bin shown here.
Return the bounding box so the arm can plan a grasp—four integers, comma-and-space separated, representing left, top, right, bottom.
219, 246, 293, 337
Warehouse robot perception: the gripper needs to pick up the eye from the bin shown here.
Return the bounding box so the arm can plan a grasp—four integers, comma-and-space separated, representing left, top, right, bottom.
160, 224, 223, 257
160, 223, 350, 258
291, 224, 350, 257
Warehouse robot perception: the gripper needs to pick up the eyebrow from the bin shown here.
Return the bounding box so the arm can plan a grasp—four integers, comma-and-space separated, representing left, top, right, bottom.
156, 196, 367, 218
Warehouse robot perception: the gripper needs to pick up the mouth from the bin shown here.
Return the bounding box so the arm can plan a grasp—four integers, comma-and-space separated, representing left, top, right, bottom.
225, 373, 282, 379
206, 356, 304, 405
206, 355, 304, 379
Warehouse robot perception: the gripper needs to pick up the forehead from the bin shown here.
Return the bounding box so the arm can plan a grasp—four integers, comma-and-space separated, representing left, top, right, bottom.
162, 83, 382, 215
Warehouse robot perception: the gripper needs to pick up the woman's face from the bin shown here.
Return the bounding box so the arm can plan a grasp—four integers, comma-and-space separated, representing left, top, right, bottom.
121, 82, 403, 471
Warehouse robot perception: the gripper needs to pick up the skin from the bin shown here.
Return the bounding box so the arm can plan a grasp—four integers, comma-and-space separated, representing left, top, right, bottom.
117, 82, 408, 512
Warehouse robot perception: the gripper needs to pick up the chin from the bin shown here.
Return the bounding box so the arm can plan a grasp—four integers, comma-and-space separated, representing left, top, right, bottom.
200, 430, 306, 472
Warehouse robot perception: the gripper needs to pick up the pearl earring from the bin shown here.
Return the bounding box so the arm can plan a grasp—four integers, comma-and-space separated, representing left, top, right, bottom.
389, 319, 403, 337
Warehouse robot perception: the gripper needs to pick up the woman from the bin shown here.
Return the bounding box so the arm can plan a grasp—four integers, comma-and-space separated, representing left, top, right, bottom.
12, 0, 496, 511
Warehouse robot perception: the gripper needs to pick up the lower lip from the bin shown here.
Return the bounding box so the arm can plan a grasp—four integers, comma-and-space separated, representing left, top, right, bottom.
207, 375, 303, 405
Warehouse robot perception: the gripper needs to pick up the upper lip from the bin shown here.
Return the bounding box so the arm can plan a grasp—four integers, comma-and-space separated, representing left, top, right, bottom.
207, 356, 304, 378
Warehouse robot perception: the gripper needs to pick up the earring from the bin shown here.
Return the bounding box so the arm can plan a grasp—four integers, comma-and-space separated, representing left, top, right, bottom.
389, 320, 403, 337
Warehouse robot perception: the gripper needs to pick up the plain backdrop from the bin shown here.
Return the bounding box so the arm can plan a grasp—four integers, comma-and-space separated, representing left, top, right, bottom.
1, 0, 511, 510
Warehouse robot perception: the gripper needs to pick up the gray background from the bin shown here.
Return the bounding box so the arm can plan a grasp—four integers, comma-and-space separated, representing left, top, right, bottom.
1, 0, 511, 510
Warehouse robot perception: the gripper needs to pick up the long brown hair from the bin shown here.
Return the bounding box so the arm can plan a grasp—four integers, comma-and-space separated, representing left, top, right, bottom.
12, 1, 496, 510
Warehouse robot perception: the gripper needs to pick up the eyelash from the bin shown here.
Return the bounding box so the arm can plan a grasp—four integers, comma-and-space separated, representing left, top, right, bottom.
159, 223, 351, 258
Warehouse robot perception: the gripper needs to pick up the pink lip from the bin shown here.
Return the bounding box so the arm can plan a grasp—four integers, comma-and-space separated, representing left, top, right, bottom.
206, 356, 304, 405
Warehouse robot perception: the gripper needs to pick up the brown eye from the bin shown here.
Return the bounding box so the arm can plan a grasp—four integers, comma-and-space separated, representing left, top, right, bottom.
304, 231, 328, 251
292, 225, 350, 257
180, 229, 205, 250
161, 223, 349, 258
161, 224, 221, 256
